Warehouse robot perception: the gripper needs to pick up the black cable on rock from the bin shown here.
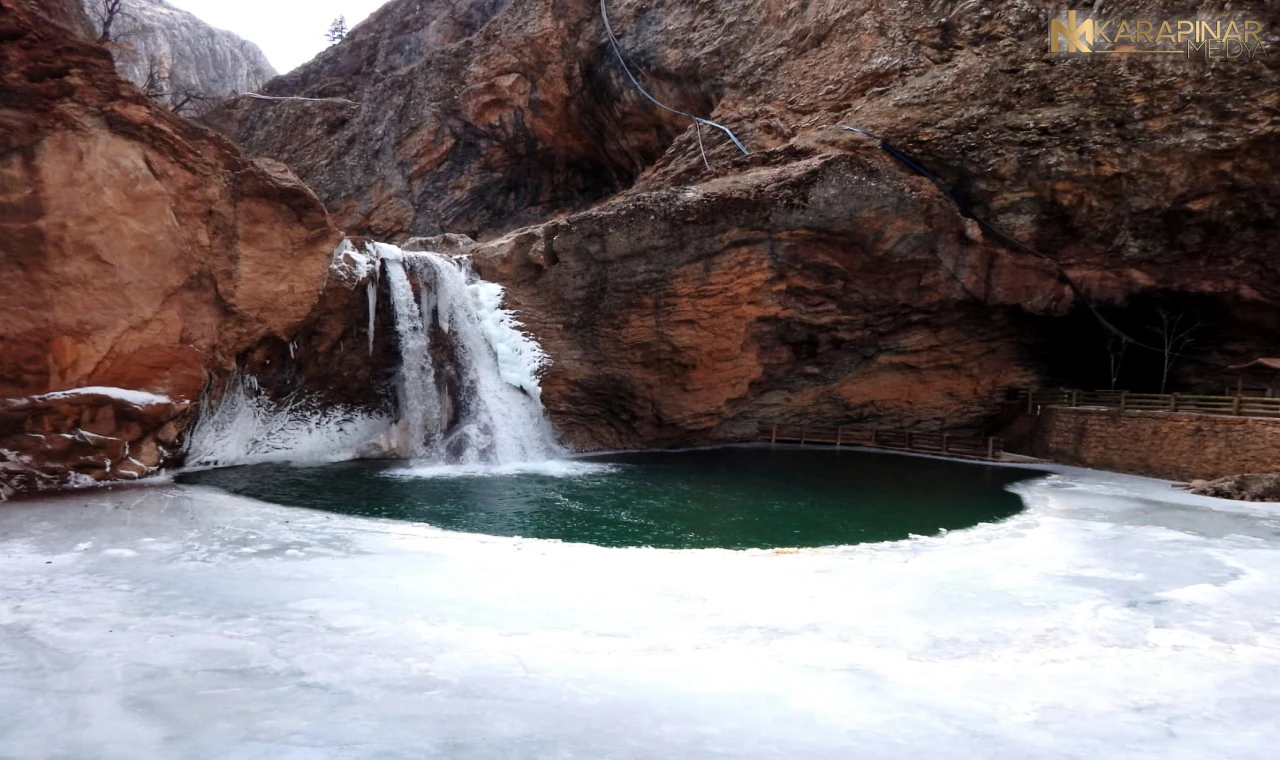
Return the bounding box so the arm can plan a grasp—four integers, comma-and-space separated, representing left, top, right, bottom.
601, 0, 748, 167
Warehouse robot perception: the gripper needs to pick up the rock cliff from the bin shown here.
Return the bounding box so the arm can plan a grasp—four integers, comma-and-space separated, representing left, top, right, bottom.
82, 0, 276, 111
0, 0, 339, 496
208, 0, 1279, 449
5, 0, 1278, 490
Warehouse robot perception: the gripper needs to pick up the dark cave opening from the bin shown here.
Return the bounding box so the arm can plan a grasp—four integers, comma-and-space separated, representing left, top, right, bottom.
1016, 290, 1280, 395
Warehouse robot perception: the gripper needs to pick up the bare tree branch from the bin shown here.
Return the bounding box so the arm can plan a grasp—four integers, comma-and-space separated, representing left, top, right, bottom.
241, 93, 362, 107
1105, 334, 1127, 390
95, 0, 132, 43
138, 54, 167, 100
1149, 309, 1199, 393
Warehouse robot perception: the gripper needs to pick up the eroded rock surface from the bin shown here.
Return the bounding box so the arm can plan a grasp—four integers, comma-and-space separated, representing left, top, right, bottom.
210, 0, 1278, 253
469, 154, 1060, 448
0, 0, 339, 495
203, 0, 1279, 449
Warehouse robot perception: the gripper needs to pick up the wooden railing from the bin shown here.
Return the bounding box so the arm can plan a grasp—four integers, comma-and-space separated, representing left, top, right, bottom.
757, 423, 1004, 461
1019, 388, 1280, 418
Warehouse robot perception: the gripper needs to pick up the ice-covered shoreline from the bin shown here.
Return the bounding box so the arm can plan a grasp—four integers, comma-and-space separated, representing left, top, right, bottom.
2, 468, 1279, 758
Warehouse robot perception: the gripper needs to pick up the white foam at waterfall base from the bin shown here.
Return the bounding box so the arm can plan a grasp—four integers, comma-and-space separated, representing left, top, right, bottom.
372, 242, 560, 465
185, 376, 391, 468
380, 459, 617, 480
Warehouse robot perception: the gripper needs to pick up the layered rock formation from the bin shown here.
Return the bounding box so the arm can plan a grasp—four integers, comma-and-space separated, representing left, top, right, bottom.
0, 0, 339, 495
470, 153, 1056, 448
202, 0, 691, 238
82, 0, 276, 111
208, 0, 1278, 449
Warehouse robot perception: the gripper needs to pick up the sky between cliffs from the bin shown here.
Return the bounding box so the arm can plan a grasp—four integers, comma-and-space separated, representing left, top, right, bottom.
166, 0, 390, 73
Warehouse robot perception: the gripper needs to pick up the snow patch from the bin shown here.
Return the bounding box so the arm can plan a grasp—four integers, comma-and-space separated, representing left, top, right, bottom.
15, 386, 173, 407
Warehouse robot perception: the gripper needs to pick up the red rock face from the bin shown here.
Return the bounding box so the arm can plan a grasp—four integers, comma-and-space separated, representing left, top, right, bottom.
202, 0, 705, 239
5, 0, 1279, 486
206, 0, 1278, 450
0, 0, 341, 495
468, 154, 1054, 448
469, 145, 1280, 450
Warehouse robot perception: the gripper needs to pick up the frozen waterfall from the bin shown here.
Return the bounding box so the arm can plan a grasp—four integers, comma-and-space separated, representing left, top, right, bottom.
186, 243, 559, 468
373, 243, 559, 464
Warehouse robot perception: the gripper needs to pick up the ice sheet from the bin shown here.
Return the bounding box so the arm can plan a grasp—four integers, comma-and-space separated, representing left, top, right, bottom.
1, 467, 1279, 759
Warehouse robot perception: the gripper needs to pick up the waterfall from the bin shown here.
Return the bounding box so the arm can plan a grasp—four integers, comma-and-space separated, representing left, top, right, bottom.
373, 243, 559, 465
382, 254, 441, 458
185, 243, 559, 469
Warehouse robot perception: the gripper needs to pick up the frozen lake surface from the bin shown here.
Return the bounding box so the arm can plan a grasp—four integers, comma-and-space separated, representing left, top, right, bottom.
2, 462, 1279, 758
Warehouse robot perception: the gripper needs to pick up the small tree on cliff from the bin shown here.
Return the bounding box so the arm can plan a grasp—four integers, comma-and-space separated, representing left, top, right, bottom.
326, 16, 348, 44
135, 53, 222, 116
138, 54, 168, 100
94, 0, 132, 43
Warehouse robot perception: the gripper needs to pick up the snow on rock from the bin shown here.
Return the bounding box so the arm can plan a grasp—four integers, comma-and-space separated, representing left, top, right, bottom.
184, 375, 392, 468
16, 386, 175, 407
469, 277, 550, 402
1, 467, 1279, 757
327, 239, 378, 289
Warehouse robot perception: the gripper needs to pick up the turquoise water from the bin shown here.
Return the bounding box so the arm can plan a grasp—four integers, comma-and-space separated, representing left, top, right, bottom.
178, 446, 1043, 549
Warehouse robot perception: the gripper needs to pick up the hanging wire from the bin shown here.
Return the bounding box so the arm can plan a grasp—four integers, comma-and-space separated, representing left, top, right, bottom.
600, 0, 748, 163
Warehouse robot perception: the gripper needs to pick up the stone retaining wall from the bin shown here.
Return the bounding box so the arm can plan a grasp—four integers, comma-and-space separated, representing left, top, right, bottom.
1013, 407, 1280, 481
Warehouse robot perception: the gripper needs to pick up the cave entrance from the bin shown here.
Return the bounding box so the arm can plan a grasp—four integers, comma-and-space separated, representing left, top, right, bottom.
1015, 290, 1280, 395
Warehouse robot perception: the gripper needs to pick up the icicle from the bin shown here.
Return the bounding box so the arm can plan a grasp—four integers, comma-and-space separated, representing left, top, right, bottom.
366, 279, 377, 356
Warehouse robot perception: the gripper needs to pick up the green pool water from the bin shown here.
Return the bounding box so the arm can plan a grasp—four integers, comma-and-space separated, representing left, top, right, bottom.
178, 446, 1044, 549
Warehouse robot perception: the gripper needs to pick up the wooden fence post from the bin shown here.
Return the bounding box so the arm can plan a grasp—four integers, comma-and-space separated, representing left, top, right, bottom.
1070, 389, 1080, 407
871, 428, 878, 447
1232, 395, 1242, 416
836, 426, 843, 446
800, 425, 806, 445
986, 437, 995, 460
771, 424, 777, 444
1119, 390, 1127, 414
1170, 394, 1178, 412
